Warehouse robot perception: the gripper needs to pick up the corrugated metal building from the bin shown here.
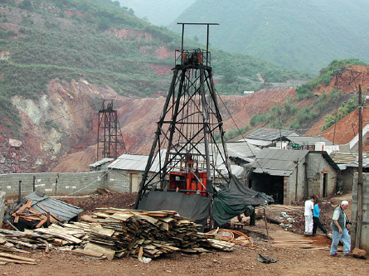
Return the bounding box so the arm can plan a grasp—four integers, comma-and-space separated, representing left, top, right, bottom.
89, 158, 114, 171
238, 128, 300, 148
106, 154, 156, 193
249, 148, 339, 204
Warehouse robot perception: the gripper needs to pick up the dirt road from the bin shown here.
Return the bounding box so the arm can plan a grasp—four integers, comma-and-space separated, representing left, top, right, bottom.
1, 193, 367, 275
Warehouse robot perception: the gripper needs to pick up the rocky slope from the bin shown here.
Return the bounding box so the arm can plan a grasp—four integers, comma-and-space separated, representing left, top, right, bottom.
0, 65, 368, 174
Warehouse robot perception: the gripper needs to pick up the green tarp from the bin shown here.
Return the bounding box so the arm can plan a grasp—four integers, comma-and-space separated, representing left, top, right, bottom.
212, 175, 267, 226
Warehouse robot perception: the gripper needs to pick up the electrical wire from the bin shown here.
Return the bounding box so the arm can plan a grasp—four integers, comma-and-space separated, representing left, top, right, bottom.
65, 167, 114, 196
216, 92, 265, 172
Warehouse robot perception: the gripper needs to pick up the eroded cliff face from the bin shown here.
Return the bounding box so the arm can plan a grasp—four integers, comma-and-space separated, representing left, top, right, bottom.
0, 77, 298, 173
1, 65, 368, 173
0, 78, 128, 173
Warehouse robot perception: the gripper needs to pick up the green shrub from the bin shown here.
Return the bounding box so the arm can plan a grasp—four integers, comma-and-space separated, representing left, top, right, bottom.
44, 119, 60, 131
18, 0, 33, 11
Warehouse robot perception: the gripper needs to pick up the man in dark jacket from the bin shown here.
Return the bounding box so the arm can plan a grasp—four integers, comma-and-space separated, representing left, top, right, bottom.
330, 200, 351, 257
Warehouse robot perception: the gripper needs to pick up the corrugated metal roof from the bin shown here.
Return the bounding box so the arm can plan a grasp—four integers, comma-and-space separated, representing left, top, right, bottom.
252, 148, 309, 176
245, 128, 299, 141
287, 136, 333, 146
25, 191, 83, 222
330, 152, 357, 164
225, 141, 260, 161
236, 138, 271, 147
108, 154, 150, 171
89, 158, 114, 168
108, 142, 259, 176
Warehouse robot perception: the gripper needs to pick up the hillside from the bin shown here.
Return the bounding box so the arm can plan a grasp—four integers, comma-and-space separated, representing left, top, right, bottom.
169, 0, 369, 73
0, 0, 366, 174
51, 63, 369, 173
0, 0, 311, 135
118, 0, 195, 26
0, 62, 367, 173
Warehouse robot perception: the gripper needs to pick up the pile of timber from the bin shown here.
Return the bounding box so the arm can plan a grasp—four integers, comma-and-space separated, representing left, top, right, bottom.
0, 208, 234, 263
77, 208, 234, 260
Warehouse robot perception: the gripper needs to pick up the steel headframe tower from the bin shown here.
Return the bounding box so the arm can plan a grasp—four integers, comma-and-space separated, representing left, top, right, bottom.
97, 100, 126, 160
135, 23, 232, 209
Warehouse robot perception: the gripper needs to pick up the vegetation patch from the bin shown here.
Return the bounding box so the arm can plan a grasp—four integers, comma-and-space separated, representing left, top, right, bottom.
295, 59, 367, 99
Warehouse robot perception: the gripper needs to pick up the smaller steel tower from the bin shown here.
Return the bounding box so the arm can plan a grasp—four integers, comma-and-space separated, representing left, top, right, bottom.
97, 100, 126, 160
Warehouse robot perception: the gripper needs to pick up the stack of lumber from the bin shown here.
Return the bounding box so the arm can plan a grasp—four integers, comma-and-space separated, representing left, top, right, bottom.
76, 208, 234, 259
0, 208, 234, 262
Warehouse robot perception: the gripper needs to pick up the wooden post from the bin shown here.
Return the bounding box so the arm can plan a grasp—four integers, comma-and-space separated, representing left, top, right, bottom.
18, 180, 22, 204
263, 208, 270, 242
355, 84, 363, 248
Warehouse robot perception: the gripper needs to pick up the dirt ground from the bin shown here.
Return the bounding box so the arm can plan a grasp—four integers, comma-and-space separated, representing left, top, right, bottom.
1, 192, 368, 276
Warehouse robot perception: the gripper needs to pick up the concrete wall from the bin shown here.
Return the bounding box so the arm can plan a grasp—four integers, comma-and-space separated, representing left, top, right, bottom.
338, 167, 356, 192
284, 158, 307, 204
351, 173, 369, 252
306, 153, 337, 199
107, 170, 158, 193
107, 170, 132, 193
0, 171, 106, 198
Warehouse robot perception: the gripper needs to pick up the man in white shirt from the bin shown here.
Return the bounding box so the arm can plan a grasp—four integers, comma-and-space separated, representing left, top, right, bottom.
330, 200, 351, 257
304, 196, 316, 235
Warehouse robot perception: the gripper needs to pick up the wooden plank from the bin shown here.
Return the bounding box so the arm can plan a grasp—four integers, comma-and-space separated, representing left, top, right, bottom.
273, 240, 314, 244
145, 211, 172, 217
89, 227, 115, 237
93, 212, 111, 218
84, 242, 115, 261
80, 215, 99, 223
0, 252, 36, 262
36, 217, 48, 228
0, 257, 36, 265
160, 217, 175, 223
0, 245, 30, 254
135, 214, 158, 225
110, 213, 135, 221
15, 199, 33, 214
71, 248, 105, 259
272, 243, 314, 248
34, 229, 82, 244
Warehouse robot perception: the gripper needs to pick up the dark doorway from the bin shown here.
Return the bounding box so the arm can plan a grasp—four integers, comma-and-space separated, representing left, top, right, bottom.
250, 173, 284, 204
323, 173, 328, 197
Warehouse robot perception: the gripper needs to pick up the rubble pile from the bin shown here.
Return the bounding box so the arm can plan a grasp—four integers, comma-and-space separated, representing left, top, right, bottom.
0, 208, 235, 264
60, 190, 137, 213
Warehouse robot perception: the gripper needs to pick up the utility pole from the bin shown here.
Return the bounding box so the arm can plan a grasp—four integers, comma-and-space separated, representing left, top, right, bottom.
355, 84, 363, 248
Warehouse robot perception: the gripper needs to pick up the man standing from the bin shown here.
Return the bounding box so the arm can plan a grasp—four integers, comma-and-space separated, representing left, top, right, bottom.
312, 200, 328, 236
330, 200, 351, 257
304, 196, 316, 235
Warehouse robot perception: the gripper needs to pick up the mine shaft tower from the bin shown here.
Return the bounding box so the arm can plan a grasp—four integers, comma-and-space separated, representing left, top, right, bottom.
135, 23, 233, 209
97, 100, 126, 160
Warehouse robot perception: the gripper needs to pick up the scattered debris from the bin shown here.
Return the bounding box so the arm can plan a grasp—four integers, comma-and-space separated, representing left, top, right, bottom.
207, 228, 254, 247
3, 191, 83, 231
352, 247, 367, 259
257, 253, 277, 263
